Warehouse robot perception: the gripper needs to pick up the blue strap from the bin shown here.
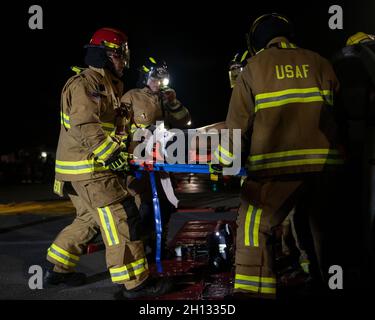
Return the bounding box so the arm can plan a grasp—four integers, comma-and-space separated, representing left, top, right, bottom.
148, 171, 163, 273
134, 163, 247, 175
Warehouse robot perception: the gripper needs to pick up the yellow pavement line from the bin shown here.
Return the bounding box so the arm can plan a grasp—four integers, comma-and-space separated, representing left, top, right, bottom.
0, 200, 74, 215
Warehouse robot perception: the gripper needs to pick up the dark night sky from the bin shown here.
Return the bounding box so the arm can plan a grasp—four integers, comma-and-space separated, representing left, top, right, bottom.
2, 0, 374, 153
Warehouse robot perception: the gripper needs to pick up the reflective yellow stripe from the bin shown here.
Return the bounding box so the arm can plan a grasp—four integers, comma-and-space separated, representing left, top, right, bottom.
93, 136, 118, 161
253, 208, 262, 247
130, 123, 148, 134
60, 112, 71, 129
98, 207, 119, 246
47, 244, 79, 267
240, 50, 249, 62
103, 41, 120, 49
255, 87, 333, 112
218, 145, 234, 159
101, 122, 115, 134
111, 266, 146, 282
244, 205, 262, 247
109, 258, 148, 282
234, 283, 276, 294
213, 144, 234, 166
213, 150, 232, 166
51, 244, 79, 261
247, 149, 343, 171
47, 251, 76, 267
249, 158, 343, 171
236, 274, 276, 284
249, 149, 339, 161
244, 205, 252, 246
104, 207, 120, 245
234, 274, 276, 294
278, 42, 298, 49
55, 159, 108, 175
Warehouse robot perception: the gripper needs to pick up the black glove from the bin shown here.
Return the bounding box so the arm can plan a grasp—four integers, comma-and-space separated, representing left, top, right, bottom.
99, 149, 132, 171
209, 164, 223, 174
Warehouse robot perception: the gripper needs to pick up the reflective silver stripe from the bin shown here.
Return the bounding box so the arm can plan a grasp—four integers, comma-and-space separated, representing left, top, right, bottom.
248, 205, 258, 246
256, 91, 322, 105
95, 142, 115, 159
99, 207, 116, 245
235, 279, 276, 288
48, 247, 77, 265
110, 263, 145, 278
249, 152, 342, 166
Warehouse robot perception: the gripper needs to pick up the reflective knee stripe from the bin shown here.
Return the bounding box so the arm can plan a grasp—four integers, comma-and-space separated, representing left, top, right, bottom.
47, 244, 79, 267
247, 148, 343, 171
234, 274, 276, 294
109, 258, 148, 282
254, 87, 333, 112
55, 159, 108, 175
244, 204, 262, 247
93, 136, 118, 162
60, 112, 71, 129
98, 207, 120, 246
213, 144, 234, 166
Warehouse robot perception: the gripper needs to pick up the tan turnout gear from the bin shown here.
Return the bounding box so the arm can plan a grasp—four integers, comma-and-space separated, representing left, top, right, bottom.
121, 87, 190, 133
48, 66, 149, 290
121, 86, 190, 202
214, 37, 344, 298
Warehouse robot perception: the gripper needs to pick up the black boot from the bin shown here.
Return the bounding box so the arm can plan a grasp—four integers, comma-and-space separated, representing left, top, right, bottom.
120, 277, 173, 299
43, 270, 86, 287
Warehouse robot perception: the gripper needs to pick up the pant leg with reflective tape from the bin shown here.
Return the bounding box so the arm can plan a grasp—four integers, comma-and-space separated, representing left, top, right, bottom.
74, 176, 148, 290
98, 198, 149, 290
234, 179, 302, 298
47, 192, 98, 272
47, 175, 149, 290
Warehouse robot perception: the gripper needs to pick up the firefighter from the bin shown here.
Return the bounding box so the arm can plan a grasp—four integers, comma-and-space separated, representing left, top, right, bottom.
121, 57, 190, 259
45, 28, 172, 299
122, 57, 191, 131
332, 31, 375, 288
214, 13, 345, 298
228, 49, 311, 281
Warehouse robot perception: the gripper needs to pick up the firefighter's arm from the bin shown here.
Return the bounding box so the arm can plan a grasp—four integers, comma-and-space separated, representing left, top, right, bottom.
162, 89, 191, 128
69, 78, 124, 166
213, 69, 255, 167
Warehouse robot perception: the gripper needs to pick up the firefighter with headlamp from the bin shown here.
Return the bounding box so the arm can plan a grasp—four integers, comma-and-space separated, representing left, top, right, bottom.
121, 56, 190, 260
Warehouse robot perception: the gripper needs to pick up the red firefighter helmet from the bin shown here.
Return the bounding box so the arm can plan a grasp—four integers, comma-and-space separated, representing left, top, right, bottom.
88, 27, 130, 68
89, 27, 127, 48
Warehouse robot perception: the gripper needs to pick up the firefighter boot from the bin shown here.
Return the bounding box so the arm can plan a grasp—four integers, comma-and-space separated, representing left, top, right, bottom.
120, 277, 174, 299
43, 269, 87, 287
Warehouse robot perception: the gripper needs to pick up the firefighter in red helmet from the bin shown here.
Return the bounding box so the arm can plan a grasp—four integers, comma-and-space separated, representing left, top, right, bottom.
44, 27, 172, 299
